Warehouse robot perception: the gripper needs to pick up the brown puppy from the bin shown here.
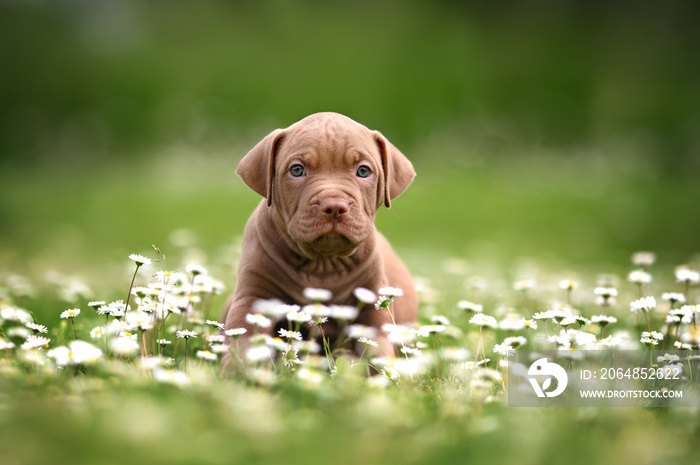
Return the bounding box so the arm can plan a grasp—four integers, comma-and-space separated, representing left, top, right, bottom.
222, 112, 417, 365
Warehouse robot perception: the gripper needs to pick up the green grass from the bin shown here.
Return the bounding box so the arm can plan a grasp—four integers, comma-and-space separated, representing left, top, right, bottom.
1, 142, 700, 464
1, 246, 699, 465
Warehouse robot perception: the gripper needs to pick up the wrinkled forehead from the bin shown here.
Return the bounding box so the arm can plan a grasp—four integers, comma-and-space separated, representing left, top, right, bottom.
278, 116, 381, 166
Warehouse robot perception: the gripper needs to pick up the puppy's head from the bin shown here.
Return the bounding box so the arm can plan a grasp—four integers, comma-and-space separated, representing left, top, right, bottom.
237, 112, 415, 258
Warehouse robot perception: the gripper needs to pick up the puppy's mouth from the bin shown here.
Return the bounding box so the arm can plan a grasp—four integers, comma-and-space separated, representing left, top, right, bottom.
300, 230, 358, 257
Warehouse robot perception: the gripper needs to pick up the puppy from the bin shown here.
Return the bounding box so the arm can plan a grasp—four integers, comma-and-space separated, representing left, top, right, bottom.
222, 112, 417, 365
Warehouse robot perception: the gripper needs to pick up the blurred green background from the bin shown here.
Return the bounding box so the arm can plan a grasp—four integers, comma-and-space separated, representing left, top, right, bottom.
2, 3, 700, 464
1, 0, 699, 280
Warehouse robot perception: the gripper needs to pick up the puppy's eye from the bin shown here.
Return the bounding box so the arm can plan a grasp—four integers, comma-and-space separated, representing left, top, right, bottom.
356, 165, 371, 178
290, 164, 305, 177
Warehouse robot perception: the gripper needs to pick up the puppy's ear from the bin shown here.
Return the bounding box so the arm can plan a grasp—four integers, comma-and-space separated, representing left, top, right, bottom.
236, 129, 285, 207
373, 131, 416, 208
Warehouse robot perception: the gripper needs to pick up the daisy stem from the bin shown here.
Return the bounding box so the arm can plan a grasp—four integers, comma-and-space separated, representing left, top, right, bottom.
71, 319, 78, 341
103, 315, 109, 352
475, 327, 484, 361
150, 314, 157, 357
386, 305, 397, 327
184, 338, 188, 373
141, 331, 146, 359
662, 325, 671, 351
643, 310, 652, 333
318, 325, 335, 371
687, 355, 693, 383
124, 264, 141, 317
186, 273, 198, 317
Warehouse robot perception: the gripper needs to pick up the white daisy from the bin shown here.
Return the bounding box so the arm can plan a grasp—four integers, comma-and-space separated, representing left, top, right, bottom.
246, 345, 273, 363
532, 310, 555, 320
210, 344, 228, 354
457, 301, 483, 313
153, 369, 190, 386
185, 264, 207, 276
632, 252, 656, 266
0, 307, 32, 324
430, 315, 450, 326
599, 335, 620, 347
128, 254, 152, 267
26, 322, 48, 334
329, 305, 358, 321
502, 336, 527, 348
224, 328, 247, 338
499, 317, 526, 331
21, 335, 50, 350
381, 366, 400, 381
675, 267, 700, 284
251, 299, 289, 318
469, 313, 497, 328
278, 328, 303, 341
353, 287, 377, 304
90, 327, 105, 339
110, 336, 140, 355
196, 350, 217, 361
641, 330, 664, 341
205, 319, 225, 331
628, 270, 652, 284
630, 296, 656, 313
357, 336, 378, 347
574, 331, 597, 347
245, 313, 272, 328
286, 309, 312, 323
303, 287, 333, 302
662, 292, 686, 304
346, 324, 378, 339
493, 343, 513, 357
591, 315, 617, 326
378, 286, 404, 298
418, 324, 446, 337
657, 353, 681, 364
674, 341, 693, 350
49, 341, 102, 366
175, 329, 198, 339
60, 308, 80, 319
594, 287, 618, 298
384, 324, 417, 345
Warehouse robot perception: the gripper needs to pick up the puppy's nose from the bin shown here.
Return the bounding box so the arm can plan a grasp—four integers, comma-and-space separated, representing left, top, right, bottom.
319, 198, 349, 220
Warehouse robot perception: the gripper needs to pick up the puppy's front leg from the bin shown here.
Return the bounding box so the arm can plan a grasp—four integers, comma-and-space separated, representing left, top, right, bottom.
221, 296, 273, 376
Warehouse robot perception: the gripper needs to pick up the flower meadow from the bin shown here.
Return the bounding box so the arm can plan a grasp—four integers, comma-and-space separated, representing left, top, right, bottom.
1, 247, 700, 465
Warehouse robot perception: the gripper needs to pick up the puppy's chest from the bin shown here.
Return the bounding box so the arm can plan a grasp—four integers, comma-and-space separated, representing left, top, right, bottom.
278, 263, 380, 306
